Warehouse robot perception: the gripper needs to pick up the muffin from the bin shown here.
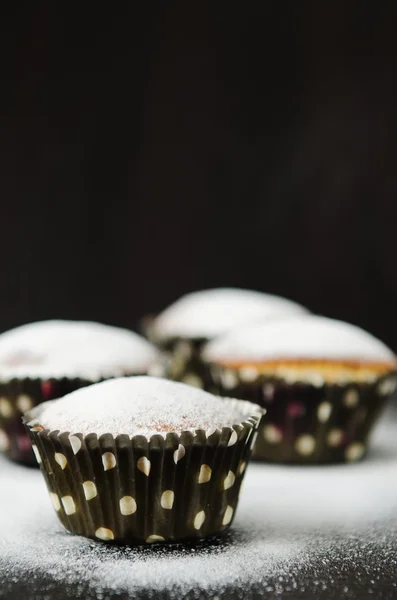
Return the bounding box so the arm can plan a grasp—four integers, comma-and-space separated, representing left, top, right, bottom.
203, 315, 397, 463
0, 320, 158, 464
146, 288, 308, 388
24, 376, 264, 544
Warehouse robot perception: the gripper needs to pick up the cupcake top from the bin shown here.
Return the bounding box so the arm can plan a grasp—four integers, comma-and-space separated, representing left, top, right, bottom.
203, 316, 397, 383
152, 288, 308, 340
32, 376, 259, 437
204, 315, 396, 363
0, 320, 158, 381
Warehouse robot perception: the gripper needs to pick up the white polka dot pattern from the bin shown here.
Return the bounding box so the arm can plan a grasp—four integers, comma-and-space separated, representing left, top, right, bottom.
344, 389, 359, 408
0, 398, 12, 418
194, 510, 206, 530
182, 374, 203, 388
102, 452, 116, 471
221, 369, 238, 390
378, 376, 397, 396
170, 354, 185, 377
223, 471, 235, 490
295, 434, 316, 456
82, 481, 97, 501
32, 444, 42, 464
146, 535, 165, 543
95, 527, 114, 541
263, 424, 282, 444
54, 453, 67, 470
327, 429, 343, 447
206, 427, 217, 438
137, 456, 151, 476
160, 490, 174, 510
345, 442, 365, 462
120, 496, 137, 515
222, 505, 234, 526
49, 492, 61, 511
263, 383, 275, 400
239, 366, 258, 382
147, 362, 167, 378
69, 435, 82, 455
16, 394, 33, 413
198, 464, 212, 484
228, 430, 238, 447
237, 460, 246, 476
317, 401, 332, 423
23, 382, 264, 543
173, 444, 185, 464
61, 496, 76, 515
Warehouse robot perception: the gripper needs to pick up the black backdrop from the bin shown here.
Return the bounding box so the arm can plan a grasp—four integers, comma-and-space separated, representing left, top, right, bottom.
2, 2, 397, 350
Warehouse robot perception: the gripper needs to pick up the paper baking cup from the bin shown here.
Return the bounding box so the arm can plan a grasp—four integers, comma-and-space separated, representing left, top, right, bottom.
24, 399, 264, 544
0, 377, 91, 465
0, 370, 149, 466
209, 365, 397, 463
145, 327, 214, 391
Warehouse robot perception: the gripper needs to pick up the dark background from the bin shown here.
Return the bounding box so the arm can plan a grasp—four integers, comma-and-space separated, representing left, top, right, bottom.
2, 3, 397, 349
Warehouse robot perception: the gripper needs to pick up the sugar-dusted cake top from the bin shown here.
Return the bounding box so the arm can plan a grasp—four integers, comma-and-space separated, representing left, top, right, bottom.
35, 376, 256, 436
0, 320, 158, 380
152, 288, 308, 339
203, 315, 396, 365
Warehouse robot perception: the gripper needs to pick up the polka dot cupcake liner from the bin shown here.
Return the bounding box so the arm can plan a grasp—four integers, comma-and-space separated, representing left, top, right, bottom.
145, 328, 214, 391
0, 377, 91, 465
209, 365, 397, 463
24, 399, 264, 544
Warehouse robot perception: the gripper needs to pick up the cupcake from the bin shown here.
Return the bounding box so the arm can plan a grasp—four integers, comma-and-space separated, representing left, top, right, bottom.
0, 320, 158, 464
203, 315, 397, 463
146, 288, 308, 388
24, 376, 264, 544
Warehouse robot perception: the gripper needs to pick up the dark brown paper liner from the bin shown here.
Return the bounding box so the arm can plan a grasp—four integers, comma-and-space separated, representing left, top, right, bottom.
208, 363, 397, 463
24, 399, 264, 544
0, 377, 92, 465
144, 324, 214, 391
0, 371, 148, 466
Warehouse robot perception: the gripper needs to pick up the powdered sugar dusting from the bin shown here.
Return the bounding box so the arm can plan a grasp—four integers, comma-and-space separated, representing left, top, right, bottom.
0, 320, 158, 380
153, 288, 308, 339
1, 406, 397, 597
36, 376, 256, 436
204, 315, 396, 364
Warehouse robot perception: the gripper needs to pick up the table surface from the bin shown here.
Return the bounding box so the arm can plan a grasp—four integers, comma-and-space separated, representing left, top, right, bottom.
1, 405, 397, 600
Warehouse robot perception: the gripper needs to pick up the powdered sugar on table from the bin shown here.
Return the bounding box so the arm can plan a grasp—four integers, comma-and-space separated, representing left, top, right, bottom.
2, 404, 397, 598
